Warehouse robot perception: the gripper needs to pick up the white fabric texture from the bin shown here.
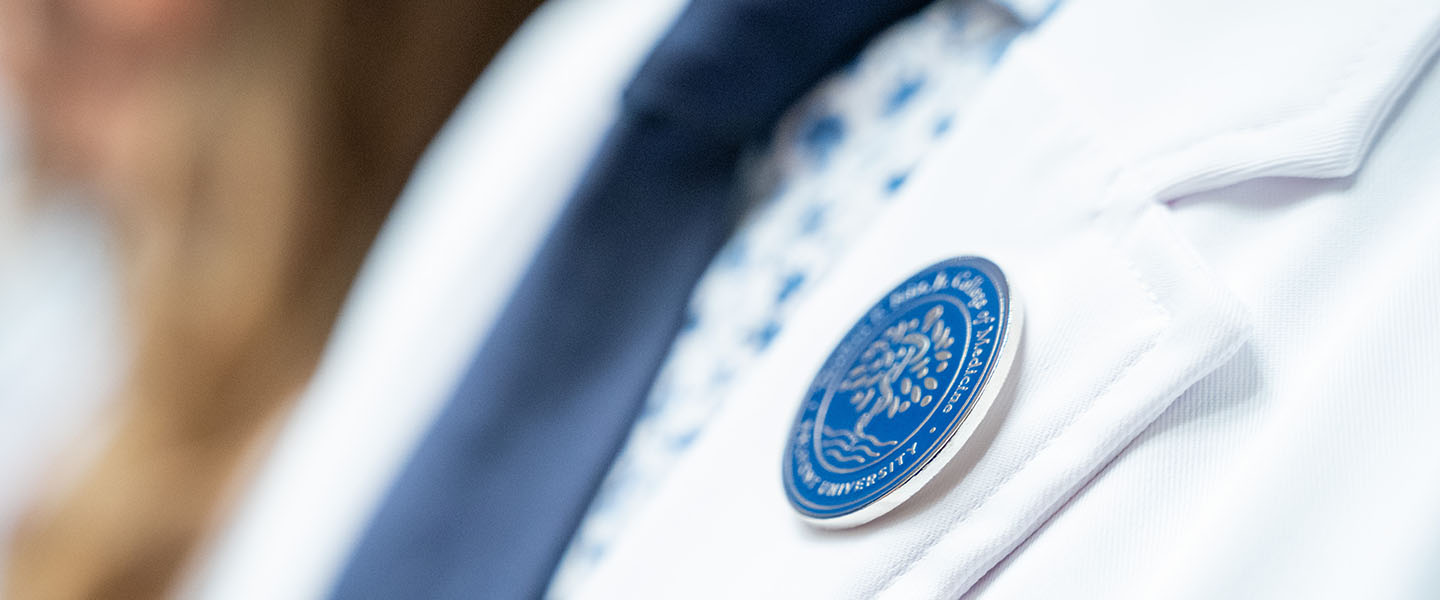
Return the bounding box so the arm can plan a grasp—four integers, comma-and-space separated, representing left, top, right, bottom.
970, 29, 1440, 600
575, 0, 1440, 598
181, 1, 687, 598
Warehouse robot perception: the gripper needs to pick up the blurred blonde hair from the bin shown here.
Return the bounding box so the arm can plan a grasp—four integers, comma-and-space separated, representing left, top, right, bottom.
5, 0, 542, 597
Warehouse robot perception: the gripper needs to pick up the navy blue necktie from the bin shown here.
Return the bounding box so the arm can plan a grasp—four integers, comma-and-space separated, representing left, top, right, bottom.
331, 1, 932, 598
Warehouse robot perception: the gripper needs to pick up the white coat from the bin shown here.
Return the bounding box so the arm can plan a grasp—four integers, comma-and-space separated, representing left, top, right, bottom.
191, 0, 1440, 598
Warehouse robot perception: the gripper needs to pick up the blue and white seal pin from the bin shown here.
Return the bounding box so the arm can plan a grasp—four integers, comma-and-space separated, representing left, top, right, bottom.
782, 256, 1021, 528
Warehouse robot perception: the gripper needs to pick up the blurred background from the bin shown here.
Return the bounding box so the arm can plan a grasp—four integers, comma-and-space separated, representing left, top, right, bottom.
0, 0, 545, 596
0, 53, 126, 596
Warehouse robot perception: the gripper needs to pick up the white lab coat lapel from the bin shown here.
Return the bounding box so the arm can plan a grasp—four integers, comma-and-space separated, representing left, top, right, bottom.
581, 1, 1440, 598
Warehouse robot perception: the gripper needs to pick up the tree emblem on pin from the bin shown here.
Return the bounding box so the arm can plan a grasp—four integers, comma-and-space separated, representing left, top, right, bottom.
784, 257, 1021, 528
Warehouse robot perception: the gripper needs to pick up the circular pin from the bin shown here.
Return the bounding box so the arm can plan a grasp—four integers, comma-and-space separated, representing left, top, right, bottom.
782, 256, 1021, 528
